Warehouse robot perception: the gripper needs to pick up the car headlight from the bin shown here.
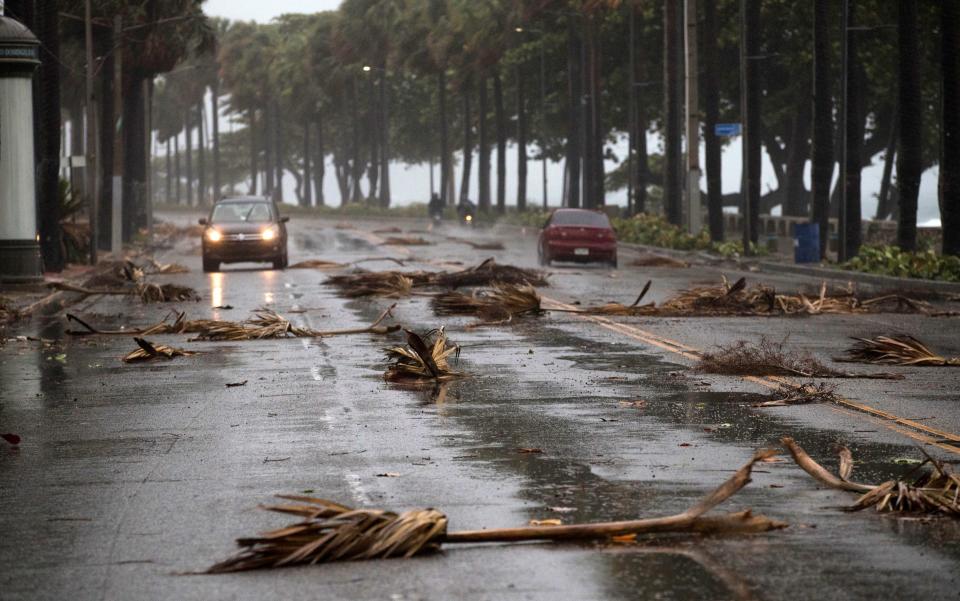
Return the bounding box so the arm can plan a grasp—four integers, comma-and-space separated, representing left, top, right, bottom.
261, 226, 277, 241
465, 214, 473, 222
206, 228, 222, 242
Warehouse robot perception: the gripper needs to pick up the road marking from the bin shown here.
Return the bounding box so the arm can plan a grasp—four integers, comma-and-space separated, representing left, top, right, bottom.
542, 295, 960, 455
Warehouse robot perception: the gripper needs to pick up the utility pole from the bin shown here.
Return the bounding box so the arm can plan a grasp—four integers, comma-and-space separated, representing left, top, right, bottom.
84, 0, 97, 264
684, 0, 701, 234
111, 14, 123, 256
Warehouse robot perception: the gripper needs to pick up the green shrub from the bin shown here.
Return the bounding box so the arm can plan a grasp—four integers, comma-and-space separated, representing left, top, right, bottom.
844, 245, 960, 282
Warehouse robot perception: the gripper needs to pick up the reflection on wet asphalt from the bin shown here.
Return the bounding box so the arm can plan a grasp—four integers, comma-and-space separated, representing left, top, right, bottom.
1, 214, 959, 600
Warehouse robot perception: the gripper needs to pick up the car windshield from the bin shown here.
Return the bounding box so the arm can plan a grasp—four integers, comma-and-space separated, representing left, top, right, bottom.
210, 202, 273, 223
550, 211, 610, 228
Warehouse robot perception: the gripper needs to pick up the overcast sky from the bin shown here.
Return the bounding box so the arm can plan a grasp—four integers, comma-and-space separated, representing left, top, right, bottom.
204, 0, 340, 22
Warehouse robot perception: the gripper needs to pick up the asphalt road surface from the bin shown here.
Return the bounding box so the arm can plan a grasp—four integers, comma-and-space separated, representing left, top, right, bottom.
2, 213, 959, 600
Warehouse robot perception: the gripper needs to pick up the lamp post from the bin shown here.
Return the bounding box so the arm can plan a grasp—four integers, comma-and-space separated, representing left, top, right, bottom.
0, 14, 42, 282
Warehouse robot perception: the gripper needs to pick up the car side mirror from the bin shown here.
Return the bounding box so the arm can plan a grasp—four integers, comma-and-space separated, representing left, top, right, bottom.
280, 216, 290, 223
198, 218, 207, 225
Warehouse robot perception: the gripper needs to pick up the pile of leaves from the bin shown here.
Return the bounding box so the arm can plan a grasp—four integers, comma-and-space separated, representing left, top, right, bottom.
49, 259, 200, 304
783, 438, 960, 518
384, 328, 463, 382
754, 382, 840, 407
696, 338, 902, 380
835, 335, 960, 366
844, 245, 960, 283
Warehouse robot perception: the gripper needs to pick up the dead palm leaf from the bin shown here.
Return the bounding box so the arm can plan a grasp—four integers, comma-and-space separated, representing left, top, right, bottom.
431, 258, 548, 288
782, 438, 960, 517
432, 283, 541, 322
753, 382, 839, 407
380, 236, 432, 246
287, 259, 345, 270
325, 271, 423, 298
385, 327, 462, 382
835, 335, 960, 366
696, 338, 903, 380
122, 337, 196, 363
206, 450, 785, 572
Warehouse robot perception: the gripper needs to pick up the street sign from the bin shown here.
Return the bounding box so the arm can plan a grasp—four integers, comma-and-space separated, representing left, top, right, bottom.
715, 123, 742, 136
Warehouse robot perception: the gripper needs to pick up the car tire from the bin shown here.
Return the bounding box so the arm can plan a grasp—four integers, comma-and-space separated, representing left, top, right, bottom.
608, 257, 618, 269
273, 250, 287, 270
202, 258, 219, 273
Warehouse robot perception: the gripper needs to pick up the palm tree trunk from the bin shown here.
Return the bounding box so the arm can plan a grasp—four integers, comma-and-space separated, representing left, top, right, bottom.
197, 103, 207, 207
565, 16, 581, 209
478, 77, 491, 212
264, 105, 274, 195
185, 110, 194, 206
35, 0, 63, 269
211, 77, 221, 202
379, 71, 391, 208
516, 65, 528, 211
589, 14, 604, 208
663, 0, 682, 224
165, 139, 172, 204
811, 0, 833, 259
315, 111, 325, 207
174, 134, 181, 204
367, 76, 379, 202
842, 3, 864, 258
494, 73, 506, 214
459, 85, 473, 204
941, 0, 960, 255
439, 72, 451, 206
350, 81, 362, 203
741, 0, 762, 248
897, 0, 921, 251
272, 101, 283, 203
703, 0, 721, 238
876, 104, 898, 220
303, 120, 312, 207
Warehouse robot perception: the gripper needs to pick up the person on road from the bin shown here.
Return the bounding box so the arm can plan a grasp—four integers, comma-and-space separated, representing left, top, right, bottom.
428, 193, 444, 220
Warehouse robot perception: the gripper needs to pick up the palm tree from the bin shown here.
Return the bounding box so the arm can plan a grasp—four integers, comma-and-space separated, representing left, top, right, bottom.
702, 0, 722, 241
897, 0, 921, 251
663, 0, 682, 224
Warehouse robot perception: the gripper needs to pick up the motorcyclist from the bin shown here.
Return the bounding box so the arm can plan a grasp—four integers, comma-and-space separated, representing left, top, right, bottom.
456, 197, 476, 225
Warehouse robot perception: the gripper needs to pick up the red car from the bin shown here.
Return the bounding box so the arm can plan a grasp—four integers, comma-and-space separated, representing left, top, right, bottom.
538, 208, 618, 267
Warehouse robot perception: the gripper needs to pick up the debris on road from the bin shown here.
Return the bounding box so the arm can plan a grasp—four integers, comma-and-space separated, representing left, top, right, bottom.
48, 260, 200, 304
380, 236, 432, 246
446, 236, 506, 250
433, 259, 547, 288
225, 380, 248, 388
205, 450, 785, 572
697, 338, 903, 379
1, 433, 21, 446
754, 382, 840, 407
372, 226, 403, 234
432, 283, 541, 323
287, 259, 345, 270
783, 438, 960, 518
630, 254, 689, 268
835, 335, 960, 366
122, 338, 197, 363
145, 259, 189, 274
326, 272, 419, 298
67, 305, 400, 341
384, 328, 463, 382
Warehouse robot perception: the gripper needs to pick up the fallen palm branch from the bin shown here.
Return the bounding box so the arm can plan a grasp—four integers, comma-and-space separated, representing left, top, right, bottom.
325, 271, 422, 298
380, 236, 432, 246
754, 382, 839, 407
782, 438, 960, 517
445, 236, 506, 251
431, 258, 547, 288
431, 283, 541, 322
122, 337, 196, 363
288, 259, 345, 270
630, 253, 690, 268
145, 259, 189, 274
835, 335, 960, 366
68, 305, 400, 341
696, 338, 903, 380
206, 449, 785, 572
47, 281, 200, 303
577, 281, 656, 316
372, 226, 403, 234
384, 328, 463, 382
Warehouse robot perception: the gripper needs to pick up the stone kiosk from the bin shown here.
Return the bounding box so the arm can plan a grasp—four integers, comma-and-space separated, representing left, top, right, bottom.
0, 15, 41, 282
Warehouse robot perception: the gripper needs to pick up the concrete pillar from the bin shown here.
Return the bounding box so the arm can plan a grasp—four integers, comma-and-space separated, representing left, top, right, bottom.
0, 16, 41, 282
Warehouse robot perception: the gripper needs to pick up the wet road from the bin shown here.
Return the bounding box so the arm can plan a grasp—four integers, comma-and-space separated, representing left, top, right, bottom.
2, 213, 959, 600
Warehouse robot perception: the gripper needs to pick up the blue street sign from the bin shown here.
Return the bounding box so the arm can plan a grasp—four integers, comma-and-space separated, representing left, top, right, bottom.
715, 123, 742, 136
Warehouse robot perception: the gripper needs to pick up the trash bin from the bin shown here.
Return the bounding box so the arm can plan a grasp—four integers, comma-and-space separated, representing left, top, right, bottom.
793, 223, 820, 263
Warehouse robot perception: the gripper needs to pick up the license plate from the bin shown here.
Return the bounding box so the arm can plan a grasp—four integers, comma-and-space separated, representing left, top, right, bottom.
574, 248, 589, 256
